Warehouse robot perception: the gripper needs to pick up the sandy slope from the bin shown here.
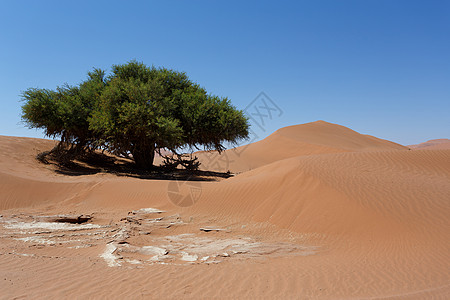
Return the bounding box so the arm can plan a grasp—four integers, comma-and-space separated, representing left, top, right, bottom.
195, 120, 407, 173
0, 121, 449, 299
409, 138, 450, 150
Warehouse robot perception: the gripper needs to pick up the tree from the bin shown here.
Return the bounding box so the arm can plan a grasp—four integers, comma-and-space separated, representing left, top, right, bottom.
21, 61, 249, 169
21, 68, 107, 160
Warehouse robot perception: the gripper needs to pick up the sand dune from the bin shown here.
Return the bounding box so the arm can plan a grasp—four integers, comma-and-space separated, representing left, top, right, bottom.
195, 120, 407, 173
194, 149, 450, 237
0, 122, 449, 299
409, 138, 450, 150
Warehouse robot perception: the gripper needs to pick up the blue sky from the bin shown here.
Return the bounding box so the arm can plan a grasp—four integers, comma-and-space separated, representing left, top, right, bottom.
0, 0, 448, 145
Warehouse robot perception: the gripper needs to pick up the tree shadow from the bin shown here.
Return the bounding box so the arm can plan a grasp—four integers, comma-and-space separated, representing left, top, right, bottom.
47, 151, 232, 181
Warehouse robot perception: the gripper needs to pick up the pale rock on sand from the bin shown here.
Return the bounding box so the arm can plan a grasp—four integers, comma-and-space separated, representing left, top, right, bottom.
100, 243, 121, 267
132, 208, 165, 214
181, 252, 198, 262
3, 221, 102, 231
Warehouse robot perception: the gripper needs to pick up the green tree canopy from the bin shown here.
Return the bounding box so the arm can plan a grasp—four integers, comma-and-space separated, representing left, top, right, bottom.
21, 61, 249, 169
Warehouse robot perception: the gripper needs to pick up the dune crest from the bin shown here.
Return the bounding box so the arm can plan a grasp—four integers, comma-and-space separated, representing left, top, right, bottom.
409, 138, 450, 150
196, 120, 407, 173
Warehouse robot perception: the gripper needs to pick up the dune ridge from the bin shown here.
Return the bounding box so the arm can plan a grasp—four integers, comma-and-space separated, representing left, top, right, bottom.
409, 138, 450, 150
195, 120, 407, 173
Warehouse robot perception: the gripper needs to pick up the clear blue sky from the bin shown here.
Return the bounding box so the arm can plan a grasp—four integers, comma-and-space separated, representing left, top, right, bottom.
1, 0, 449, 146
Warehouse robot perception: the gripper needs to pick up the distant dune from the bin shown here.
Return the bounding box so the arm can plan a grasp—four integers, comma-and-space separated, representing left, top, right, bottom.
196, 120, 407, 173
408, 138, 450, 150
0, 121, 449, 299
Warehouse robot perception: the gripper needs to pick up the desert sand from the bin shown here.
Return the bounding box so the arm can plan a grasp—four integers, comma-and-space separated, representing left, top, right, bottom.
0, 120, 449, 299
408, 139, 450, 150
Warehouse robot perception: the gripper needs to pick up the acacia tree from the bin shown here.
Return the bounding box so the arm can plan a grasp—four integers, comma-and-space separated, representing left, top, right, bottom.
21, 61, 249, 169
21, 69, 106, 159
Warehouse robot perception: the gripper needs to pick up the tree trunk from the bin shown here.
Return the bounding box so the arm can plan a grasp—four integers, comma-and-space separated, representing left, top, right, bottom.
132, 145, 156, 170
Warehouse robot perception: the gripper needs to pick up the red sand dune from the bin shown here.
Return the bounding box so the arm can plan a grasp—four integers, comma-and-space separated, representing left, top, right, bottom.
408, 138, 450, 150
195, 120, 407, 173
0, 121, 449, 299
